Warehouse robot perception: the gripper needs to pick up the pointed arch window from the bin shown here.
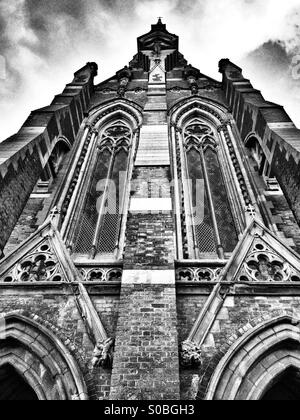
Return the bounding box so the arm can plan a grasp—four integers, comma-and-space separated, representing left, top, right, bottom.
73, 120, 132, 258
183, 119, 238, 258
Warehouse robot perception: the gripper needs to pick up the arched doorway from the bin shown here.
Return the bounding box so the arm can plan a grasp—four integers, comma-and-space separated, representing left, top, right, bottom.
261, 367, 300, 401
0, 364, 38, 400
0, 314, 88, 400
206, 316, 300, 400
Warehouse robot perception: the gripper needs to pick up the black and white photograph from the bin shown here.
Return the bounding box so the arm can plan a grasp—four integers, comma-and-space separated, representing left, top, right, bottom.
0, 0, 300, 405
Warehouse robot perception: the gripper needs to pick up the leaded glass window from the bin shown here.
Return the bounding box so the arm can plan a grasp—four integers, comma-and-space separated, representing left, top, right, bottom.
73, 121, 132, 258
183, 119, 238, 258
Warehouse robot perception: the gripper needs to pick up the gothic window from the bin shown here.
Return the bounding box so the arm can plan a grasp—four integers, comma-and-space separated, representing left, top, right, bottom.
73, 120, 132, 258
183, 119, 238, 258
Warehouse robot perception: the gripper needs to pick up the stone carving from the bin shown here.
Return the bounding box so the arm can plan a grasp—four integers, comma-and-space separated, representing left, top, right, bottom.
118, 79, 129, 97
98, 122, 132, 153
169, 86, 182, 93
176, 267, 223, 282
184, 65, 200, 95
79, 267, 122, 282
98, 88, 116, 94
134, 87, 146, 94
2, 241, 63, 283
184, 121, 216, 151
238, 241, 300, 283
180, 341, 202, 368
92, 338, 115, 369
117, 66, 132, 97
221, 125, 252, 207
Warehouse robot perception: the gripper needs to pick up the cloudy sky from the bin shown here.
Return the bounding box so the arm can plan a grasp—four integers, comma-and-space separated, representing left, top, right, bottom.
0, 0, 299, 141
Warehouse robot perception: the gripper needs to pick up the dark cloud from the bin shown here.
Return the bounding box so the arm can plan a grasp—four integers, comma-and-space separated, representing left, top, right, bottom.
246, 40, 290, 76
25, 0, 87, 22
242, 37, 300, 126
0, 13, 10, 52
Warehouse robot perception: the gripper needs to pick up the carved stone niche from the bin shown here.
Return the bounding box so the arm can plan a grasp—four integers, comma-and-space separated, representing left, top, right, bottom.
180, 341, 202, 368
92, 338, 115, 369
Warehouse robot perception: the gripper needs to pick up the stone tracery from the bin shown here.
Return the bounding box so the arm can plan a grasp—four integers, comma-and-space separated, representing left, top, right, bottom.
2, 241, 63, 283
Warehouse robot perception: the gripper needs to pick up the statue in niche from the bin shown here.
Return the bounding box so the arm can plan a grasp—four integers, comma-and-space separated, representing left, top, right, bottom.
152, 41, 162, 58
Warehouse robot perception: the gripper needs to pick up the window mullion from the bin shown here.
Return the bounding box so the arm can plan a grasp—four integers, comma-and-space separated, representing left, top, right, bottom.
200, 147, 224, 259
183, 143, 199, 259
90, 147, 116, 259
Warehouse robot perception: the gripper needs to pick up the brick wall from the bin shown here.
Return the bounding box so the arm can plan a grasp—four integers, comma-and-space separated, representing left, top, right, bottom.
266, 193, 300, 255
0, 147, 42, 255
272, 143, 300, 226
124, 213, 175, 270
4, 151, 72, 256
3, 198, 44, 256
110, 281, 180, 400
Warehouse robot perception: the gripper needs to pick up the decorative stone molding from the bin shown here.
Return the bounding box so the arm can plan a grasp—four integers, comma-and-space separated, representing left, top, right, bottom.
173, 102, 225, 126
180, 341, 202, 368
1, 241, 63, 283
184, 65, 201, 95
221, 125, 252, 207
61, 128, 94, 223
176, 267, 223, 282
96, 88, 117, 94
237, 240, 300, 283
78, 267, 122, 282
134, 87, 147, 94
116, 66, 132, 97
92, 337, 115, 369
168, 86, 184, 93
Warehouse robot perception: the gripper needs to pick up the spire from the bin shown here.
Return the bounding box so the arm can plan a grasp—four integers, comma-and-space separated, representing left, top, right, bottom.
151, 17, 167, 32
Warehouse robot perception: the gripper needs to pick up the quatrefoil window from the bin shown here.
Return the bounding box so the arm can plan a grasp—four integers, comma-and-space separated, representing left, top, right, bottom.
245, 252, 291, 282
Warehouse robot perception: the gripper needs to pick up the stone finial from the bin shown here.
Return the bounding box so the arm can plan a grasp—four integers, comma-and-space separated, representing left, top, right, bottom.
49, 206, 60, 227
246, 204, 256, 218
92, 337, 115, 369
180, 341, 202, 368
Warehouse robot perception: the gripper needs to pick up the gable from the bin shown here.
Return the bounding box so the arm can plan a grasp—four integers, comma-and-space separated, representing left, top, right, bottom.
222, 219, 300, 283
0, 219, 79, 284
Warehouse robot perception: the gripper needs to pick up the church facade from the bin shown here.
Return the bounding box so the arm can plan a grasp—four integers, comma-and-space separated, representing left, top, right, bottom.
1, 20, 300, 400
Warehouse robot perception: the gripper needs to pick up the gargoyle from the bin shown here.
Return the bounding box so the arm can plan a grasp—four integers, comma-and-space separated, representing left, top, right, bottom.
180, 341, 202, 368
92, 337, 115, 369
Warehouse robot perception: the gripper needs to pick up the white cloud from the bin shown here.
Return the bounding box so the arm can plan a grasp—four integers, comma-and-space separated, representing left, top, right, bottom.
0, 0, 299, 141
